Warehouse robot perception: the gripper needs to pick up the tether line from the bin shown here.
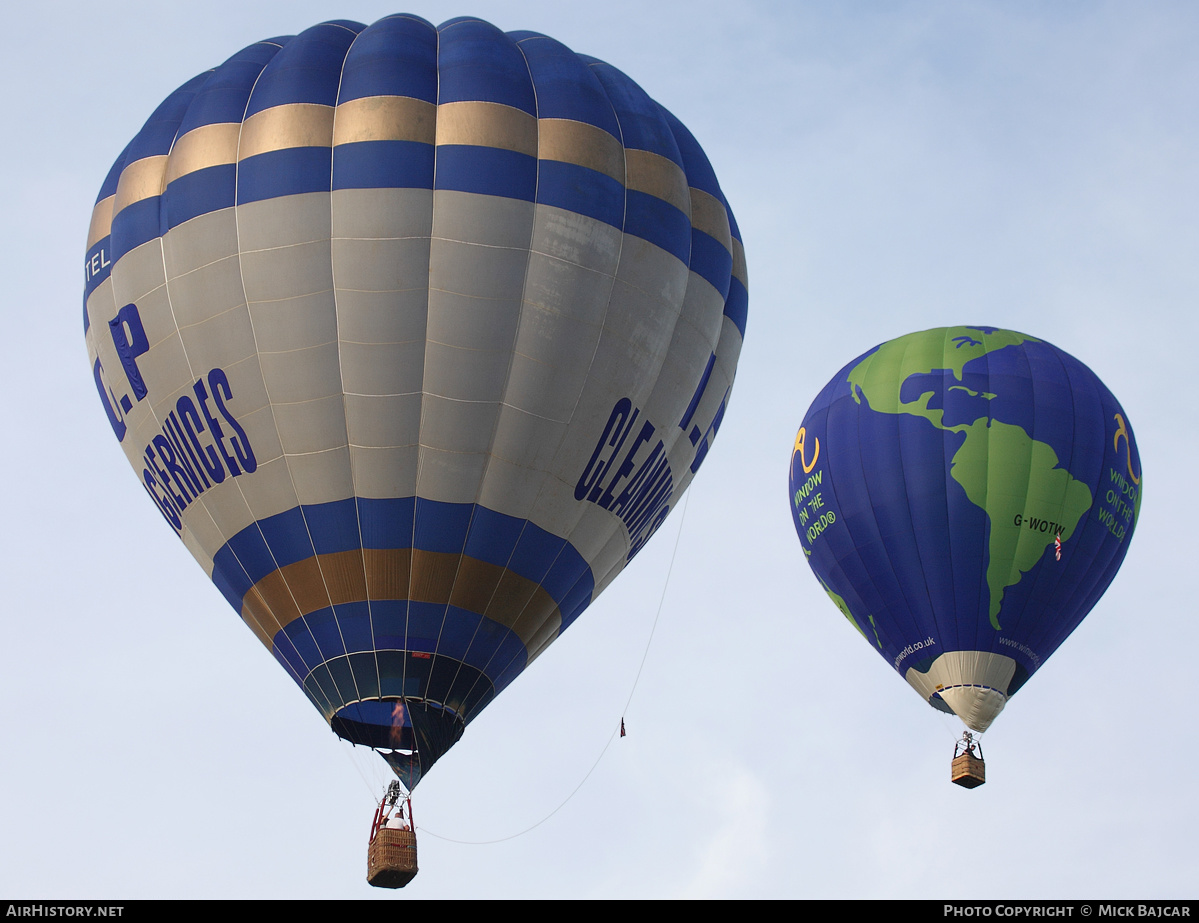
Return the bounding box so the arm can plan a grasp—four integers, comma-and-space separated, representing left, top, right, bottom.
419, 487, 695, 845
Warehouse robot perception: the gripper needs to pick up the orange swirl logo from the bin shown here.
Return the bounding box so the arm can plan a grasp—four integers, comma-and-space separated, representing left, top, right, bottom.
794, 426, 820, 474
1113, 413, 1141, 485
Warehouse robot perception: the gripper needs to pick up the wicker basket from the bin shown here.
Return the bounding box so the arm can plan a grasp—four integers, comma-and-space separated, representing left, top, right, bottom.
951, 753, 986, 789
368, 828, 419, 888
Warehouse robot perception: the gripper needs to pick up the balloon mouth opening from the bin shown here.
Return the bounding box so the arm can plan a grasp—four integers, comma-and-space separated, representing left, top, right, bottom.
331, 697, 464, 750
929, 685, 1007, 733
905, 650, 1016, 733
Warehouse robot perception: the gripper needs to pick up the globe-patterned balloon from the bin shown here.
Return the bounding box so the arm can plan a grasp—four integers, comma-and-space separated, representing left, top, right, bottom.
789, 326, 1140, 732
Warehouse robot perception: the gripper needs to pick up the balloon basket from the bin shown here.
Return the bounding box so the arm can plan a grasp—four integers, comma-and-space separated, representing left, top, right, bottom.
367, 828, 419, 888
951, 752, 986, 788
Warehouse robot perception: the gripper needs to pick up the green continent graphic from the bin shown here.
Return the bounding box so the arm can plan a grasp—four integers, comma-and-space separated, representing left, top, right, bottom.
951, 419, 1092, 629
846, 327, 1093, 631
848, 327, 1031, 420
820, 579, 883, 649
821, 579, 864, 637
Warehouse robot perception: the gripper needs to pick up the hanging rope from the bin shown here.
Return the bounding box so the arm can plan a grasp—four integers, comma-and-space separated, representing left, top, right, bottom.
418, 487, 695, 845
419, 722, 622, 845
620, 487, 692, 717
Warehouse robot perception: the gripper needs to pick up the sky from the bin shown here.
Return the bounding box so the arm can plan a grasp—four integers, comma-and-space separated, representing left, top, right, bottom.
2, 0, 1197, 900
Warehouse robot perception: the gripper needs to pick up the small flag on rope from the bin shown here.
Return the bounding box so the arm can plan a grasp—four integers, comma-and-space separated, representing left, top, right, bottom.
1055, 532, 1062, 561
620, 718, 626, 738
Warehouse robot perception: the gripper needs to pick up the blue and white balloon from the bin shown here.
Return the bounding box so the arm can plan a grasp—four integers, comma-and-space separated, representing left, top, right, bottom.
84, 14, 747, 787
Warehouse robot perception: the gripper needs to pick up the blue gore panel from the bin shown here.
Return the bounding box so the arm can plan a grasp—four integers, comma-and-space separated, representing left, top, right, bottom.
301, 606, 351, 660
664, 109, 722, 199
462, 506, 524, 566
246, 507, 311, 575
331, 140, 435, 190
236, 148, 333, 203
428, 607, 484, 663
515, 32, 621, 135
244, 21, 363, 114
587, 61, 683, 168
163, 164, 236, 230
558, 567, 597, 631
211, 517, 273, 599
393, 601, 444, 653
413, 500, 473, 554
460, 611, 528, 676
488, 643, 528, 694
436, 18, 536, 114
211, 551, 254, 614
332, 603, 380, 656
545, 551, 595, 622
303, 499, 362, 556
177, 43, 282, 134
271, 631, 310, 683
367, 600, 415, 651
433, 145, 536, 201
450, 606, 527, 676
356, 497, 416, 549
509, 526, 567, 585
624, 190, 690, 265
537, 160, 625, 229
109, 197, 162, 263
285, 623, 328, 676
338, 14, 437, 102
124, 74, 206, 161
689, 228, 733, 300
96, 150, 127, 203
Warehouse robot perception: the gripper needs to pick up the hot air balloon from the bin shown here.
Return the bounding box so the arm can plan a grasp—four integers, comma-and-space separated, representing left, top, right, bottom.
789, 327, 1139, 785
83, 13, 747, 881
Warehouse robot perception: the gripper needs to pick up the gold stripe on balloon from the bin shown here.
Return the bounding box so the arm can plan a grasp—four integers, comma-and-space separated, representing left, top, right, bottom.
238, 103, 335, 160
537, 118, 625, 184
165, 122, 241, 183
113, 155, 169, 218
624, 149, 689, 215
688, 187, 732, 252
87, 195, 115, 249
239, 549, 562, 654
731, 237, 748, 289
434, 100, 537, 157
333, 95, 437, 146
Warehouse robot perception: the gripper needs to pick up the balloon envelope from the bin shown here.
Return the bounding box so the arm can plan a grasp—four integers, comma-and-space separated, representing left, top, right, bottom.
789, 327, 1139, 731
84, 14, 747, 786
